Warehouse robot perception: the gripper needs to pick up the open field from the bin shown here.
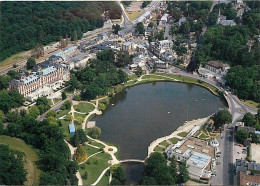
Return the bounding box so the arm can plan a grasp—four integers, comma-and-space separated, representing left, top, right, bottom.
126, 10, 145, 21
177, 131, 188, 137
169, 137, 181, 144
0, 135, 41, 185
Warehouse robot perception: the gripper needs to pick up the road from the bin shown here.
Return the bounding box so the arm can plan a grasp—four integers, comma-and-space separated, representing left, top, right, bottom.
164, 19, 174, 40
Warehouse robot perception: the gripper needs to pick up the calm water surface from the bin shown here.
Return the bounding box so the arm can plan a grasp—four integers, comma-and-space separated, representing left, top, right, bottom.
93, 82, 226, 183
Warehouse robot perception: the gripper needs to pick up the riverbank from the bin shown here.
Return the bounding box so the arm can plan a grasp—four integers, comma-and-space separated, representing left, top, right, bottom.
124, 73, 221, 97
147, 117, 210, 156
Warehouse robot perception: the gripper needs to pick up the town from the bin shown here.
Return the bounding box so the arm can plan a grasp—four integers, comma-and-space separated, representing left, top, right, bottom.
0, 0, 259, 186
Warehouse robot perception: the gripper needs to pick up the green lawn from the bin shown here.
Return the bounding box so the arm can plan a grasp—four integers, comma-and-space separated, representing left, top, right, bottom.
241, 100, 259, 109
128, 74, 137, 80
82, 144, 100, 157
169, 137, 181, 144
74, 112, 86, 118
60, 120, 81, 140
64, 89, 74, 95
56, 109, 70, 118
154, 146, 165, 152
0, 135, 41, 186
199, 133, 208, 139
54, 98, 60, 104
88, 140, 105, 149
159, 141, 170, 147
79, 152, 111, 185
47, 99, 53, 106
96, 173, 109, 186
177, 132, 188, 137
74, 102, 95, 113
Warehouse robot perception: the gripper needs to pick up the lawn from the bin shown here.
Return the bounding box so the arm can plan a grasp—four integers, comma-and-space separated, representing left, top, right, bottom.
128, 74, 137, 80
169, 137, 181, 144
154, 146, 165, 152
199, 133, 208, 139
79, 152, 111, 185
60, 120, 81, 140
82, 145, 101, 158
126, 10, 144, 21
88, 140, 105, 149
0, 135, 41, 186
74, 102, 95, 113
96, 173, 109, 186
241, 100, 259, 109
177, 132, 188, 137
56, 109, 70, 118
159, 141, 170, 147
74, 112, 86, 119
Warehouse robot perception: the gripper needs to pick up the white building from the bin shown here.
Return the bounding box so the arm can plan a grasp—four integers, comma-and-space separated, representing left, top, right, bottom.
179, 17, 187, 27
9, 64, 66, 101
159, 14, 169, 26
205, 61, 230, 76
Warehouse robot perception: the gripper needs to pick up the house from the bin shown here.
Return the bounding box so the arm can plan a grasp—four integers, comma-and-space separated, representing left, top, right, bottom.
122, 41, 133, 52
159, 14, 169, 26
179, 17, 187, 27
238, 171, 260, 186
166, 136, 216, 180
219, 20, 236, 26
152, 40, 173, 57
69, 124, 75, 134
155, 59, 168, 69
205, 61, 230, 76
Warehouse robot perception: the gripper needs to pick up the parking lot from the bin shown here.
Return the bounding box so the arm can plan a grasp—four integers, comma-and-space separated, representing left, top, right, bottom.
233, 143, 247, 161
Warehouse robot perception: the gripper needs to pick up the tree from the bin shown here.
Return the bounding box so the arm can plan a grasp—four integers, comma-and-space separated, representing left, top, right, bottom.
74, 95, 81, 101
47, 110, 56, 118
251, 133, 259, 143
140, 176, 157, 185
148, 22, 154, 28
28, 106, 40, 118
26, 57, 36, 70
98, 102, 106, 111
7, 70, 18, 79
64, 100, 72, 110
62, 92, 67, 100
136, 22, 145, 35
242, 113, 255, 127
213, 110, 232, 129
179, 162, 190, 183
112, 24, 121, 34
111, 164, 126, 183
65, 114, 73, 122
111, 178, 121, 185
75, 116, 84, 125
73, 144, 87, 163
0, 145, 27, 185
236, 130, 248, 144
89, 127, 101, 139
135, 66, 143, 77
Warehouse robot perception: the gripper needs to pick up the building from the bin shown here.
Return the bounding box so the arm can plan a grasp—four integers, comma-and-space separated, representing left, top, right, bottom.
159, 14, 169, 26
151, 40, 173, 57
9, 64, 65, 101
205, 61, 230, 76
122, 41, 133, 52
217, 9, 236, 26
179, 17, 187, 27
69, 124, 75, 134
166, 136, 216, 180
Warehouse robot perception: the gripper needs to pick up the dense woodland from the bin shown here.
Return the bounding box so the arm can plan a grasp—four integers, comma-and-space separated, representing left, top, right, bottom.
0, 2, 122, 61
66, 50, 130, 100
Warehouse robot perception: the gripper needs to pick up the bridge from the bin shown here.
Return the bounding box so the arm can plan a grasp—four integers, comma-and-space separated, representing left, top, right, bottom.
119, 159, 145, 163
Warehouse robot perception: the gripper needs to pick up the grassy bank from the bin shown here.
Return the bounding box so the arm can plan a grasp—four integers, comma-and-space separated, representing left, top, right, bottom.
0, 135, 41, 185
241, 100, 259, 109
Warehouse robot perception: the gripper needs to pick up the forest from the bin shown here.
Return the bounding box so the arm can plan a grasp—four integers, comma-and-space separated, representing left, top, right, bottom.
0, 2, 122, 61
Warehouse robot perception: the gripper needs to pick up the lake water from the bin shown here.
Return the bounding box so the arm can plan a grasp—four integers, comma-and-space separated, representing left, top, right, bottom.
93, 82, 226, 184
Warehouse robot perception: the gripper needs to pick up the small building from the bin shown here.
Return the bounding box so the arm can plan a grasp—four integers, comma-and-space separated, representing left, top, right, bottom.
219, 20, 236, 26
159, 13, 169, 26
179, 17, 187, 27
122, 41, 133, 52
69, 124, 75, 134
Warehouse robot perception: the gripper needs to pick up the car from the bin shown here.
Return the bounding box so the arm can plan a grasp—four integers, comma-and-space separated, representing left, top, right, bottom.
237, 152, 240, 154
211, 174, 216, 176
216, 161, 221, 165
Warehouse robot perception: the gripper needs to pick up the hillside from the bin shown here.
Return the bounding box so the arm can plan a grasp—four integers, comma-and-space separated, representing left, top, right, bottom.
0, 135, 41, 185
0, 1, 122, 62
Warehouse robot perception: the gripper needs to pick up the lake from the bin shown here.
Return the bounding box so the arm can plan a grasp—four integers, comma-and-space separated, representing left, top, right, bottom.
93, 82, 226, 184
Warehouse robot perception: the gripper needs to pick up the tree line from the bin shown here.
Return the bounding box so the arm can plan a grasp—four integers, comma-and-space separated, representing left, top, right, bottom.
0, 2, 122, 61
